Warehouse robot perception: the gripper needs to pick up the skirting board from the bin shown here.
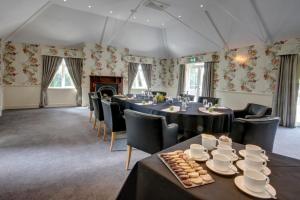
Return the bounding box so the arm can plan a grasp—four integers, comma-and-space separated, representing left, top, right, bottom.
4, 104, 77, 110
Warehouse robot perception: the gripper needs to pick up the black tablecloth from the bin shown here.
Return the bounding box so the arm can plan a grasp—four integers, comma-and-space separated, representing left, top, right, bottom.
116, 135, 300, 200
112, 97, 234, 139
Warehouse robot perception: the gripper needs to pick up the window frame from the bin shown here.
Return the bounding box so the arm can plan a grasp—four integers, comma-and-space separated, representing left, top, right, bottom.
49, 59, 75, 89
131, 64, 148, 90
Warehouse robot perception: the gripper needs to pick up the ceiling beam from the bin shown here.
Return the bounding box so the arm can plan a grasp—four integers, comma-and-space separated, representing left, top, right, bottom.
249, 0, 273, 44
4, 1, 52, 41
162, 9, 222, 49
99, 16, 109, 44
204, 10, 229, 50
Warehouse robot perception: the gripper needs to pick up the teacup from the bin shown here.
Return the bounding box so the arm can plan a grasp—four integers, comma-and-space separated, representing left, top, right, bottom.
246, 144, 266, 158
213, 153, 233, 172
218, 139, 232, 148
245, 155, 267, 172
201, 134, 217, 150
190, 144, 208, 158
217, 145, 236, 157
244, 170, 269, 193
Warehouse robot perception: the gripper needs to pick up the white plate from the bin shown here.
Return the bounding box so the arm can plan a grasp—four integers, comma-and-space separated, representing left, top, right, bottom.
236, 160, 271, 176
234, 176, 276, 199
206, 159, 238, 175
184, 149, 210, 162
239, 150, 269, 161
211, 150, 239, 161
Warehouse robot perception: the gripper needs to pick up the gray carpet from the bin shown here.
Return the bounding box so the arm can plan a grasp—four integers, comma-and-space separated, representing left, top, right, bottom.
0, 107, 149, 200
0, 108, 299, 200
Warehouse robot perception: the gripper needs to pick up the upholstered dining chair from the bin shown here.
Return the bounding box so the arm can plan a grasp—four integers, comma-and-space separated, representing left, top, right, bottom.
91, 96, 104, 138
180, 94, 195, 101
198, 96, 220, 105
101, 100, 126, 151
229, 117, 280, 152
124, 109, 178, 170
233, 103, 272, 119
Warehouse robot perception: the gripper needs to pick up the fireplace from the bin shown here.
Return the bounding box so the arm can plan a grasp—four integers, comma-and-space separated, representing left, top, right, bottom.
90, 76, 123, 95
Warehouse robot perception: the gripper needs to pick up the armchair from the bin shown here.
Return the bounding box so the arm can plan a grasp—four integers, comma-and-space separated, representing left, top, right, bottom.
198, 96, 220, 105
234, 103, 272, 119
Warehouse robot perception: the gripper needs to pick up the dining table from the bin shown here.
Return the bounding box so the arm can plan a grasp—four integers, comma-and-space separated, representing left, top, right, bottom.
112, 96, 234, 139
116, 135, 300, 200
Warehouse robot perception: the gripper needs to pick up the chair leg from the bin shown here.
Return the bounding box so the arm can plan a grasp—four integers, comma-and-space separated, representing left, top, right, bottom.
126, 145, 132, 170
103, 123, 107, 141
97, 122, 102, 138
110, 132, 116, 152
93, 118, 97, 129
89, 111, 93, 122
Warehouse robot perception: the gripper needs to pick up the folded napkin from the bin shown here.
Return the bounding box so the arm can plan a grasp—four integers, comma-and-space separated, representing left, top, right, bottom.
162, 106, 181, 113
135, 102, 152, 106
198, 107, 223, 115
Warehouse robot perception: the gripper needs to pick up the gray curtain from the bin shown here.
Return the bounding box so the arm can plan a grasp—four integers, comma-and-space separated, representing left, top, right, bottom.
65, 57, 83, 106
177, 64, 186, 96
272, 54, 300, 128
202, 62, 216, 97
128, 62, 139, 94
40, 56, 62, 108
141, 64, 152, 89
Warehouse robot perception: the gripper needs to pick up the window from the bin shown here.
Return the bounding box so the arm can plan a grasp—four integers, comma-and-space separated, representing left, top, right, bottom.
49, 59, 75, 89
184, 63, 205, 100
132, 64, 148, 90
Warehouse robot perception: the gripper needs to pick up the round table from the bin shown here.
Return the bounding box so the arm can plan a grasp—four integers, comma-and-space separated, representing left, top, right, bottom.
112, 96, 233, 139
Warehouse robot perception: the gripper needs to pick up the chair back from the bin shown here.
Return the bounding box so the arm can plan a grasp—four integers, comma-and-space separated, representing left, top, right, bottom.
246, 103, 269, 116
180, 94, 195, 101
101, 100, 126, 132
124, 109, 165, 154
88, 92, 100, 111
152, 91, 167, 96
198, 96, 220, 105
91, 96, 104, 121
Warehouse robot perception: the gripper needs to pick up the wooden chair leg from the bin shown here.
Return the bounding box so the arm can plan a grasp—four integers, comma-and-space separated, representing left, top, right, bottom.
126, 145, 132, 170
103, 123, 107, 141
110, 132, 116, 152
97, 122, 101, 138
93, 118, 97, 129
89, 111, 93, 122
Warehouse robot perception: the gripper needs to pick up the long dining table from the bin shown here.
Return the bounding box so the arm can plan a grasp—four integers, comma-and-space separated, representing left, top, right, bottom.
116, 135, 300, 200
112, 96, 234, 139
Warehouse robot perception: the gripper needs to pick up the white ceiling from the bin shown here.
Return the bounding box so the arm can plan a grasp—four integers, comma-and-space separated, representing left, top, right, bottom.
1, 0, 300, 57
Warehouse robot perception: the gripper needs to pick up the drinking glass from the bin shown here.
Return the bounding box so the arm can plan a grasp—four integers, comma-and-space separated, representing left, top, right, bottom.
203, 99, 208, 106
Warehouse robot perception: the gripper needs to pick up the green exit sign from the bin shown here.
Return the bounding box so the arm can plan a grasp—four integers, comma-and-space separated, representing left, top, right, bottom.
189, 57, 197, 63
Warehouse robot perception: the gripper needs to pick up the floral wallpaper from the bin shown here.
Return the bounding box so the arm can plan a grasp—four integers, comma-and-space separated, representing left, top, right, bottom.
0, 39, 4, 86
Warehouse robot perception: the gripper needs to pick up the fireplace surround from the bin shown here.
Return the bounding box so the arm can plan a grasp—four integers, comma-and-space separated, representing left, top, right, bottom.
90, 76, 123, 95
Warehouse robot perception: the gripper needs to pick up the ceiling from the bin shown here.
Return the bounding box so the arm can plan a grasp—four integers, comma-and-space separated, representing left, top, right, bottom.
0, 0, 300, 57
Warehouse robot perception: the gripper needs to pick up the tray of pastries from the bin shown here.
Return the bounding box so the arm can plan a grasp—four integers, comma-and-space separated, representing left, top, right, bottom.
158, 150, 215, 188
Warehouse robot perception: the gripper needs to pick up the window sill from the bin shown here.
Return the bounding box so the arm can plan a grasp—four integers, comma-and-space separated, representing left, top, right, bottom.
48, 88, 76, 90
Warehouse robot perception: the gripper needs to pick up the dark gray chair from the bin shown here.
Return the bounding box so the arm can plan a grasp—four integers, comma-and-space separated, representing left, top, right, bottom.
152, 91, 167, 96
124, 109, 178, 170
88, 92, 100, 124
198, 96, 220, 105
229, 117, 280, 152
234, 103, 272, 119
91, 96, 104, 138
180, 94, 195, 101
101, 100, 126, 151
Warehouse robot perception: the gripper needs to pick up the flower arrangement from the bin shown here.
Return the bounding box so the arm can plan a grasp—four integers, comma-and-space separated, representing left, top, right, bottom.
154, 93, 165, 103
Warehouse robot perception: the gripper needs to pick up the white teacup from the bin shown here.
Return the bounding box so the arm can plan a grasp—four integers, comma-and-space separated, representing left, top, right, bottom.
245, 155, 267, 172
217, 145, 236, 157
190, 144, 207, 158
244, 170, 270, 193
246, 144, 266, 158
213, 153, 233, 172
201, 134, 217, 150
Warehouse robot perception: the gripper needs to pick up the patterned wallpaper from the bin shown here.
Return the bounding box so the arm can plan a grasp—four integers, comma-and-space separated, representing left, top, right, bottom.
0, 39, 3, 86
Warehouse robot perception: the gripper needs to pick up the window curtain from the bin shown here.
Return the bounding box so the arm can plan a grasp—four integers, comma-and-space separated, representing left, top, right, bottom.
272, 54, 300, 128
128, 62, 139, 94
65, 57, 83, 106
141, 64, 152, 89
202, 62, 215, 97
40, 56, 62, 108
177, 64, 186, 96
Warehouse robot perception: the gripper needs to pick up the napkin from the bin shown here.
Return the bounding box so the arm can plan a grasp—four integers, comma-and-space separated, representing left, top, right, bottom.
162, 106, 181, 113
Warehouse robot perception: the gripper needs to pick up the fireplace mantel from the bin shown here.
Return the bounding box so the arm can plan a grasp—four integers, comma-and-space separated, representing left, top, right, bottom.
90, 76, 123, 94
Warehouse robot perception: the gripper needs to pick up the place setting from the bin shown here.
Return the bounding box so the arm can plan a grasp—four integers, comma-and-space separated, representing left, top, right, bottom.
184, 144, 210, 162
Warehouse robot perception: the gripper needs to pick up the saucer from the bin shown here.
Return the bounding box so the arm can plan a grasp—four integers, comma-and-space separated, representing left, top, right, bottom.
206, 159, 238, 175
239, 150, 269, 161
236, 160, 271, 176
234, 176, 276, 199
184, 149, 210, 162
211, 150, 239, 161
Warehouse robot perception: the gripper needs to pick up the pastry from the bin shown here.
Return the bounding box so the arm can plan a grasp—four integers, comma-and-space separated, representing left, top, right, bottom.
182, 179, 193, 186
181, 166, 192, 170
185, 168, 195, 173
201, 174, 213, 182
178, 175, 189, 180
174, 168, 183, 173
177, 171, 187, 176
190, 177, 203, 185
198, 170, 207, 175
194, 167, 203, 171
188, 172, 199, 178
179, 163, 189, 166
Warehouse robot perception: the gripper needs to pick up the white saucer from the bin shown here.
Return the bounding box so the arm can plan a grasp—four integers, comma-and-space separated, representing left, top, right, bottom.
211, 150, 239, 161
239, 150, 269, 161
234, 176, 276, 199
206, 159, 238, 175
236, 160, 271, 176
184, 149, 210, 162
